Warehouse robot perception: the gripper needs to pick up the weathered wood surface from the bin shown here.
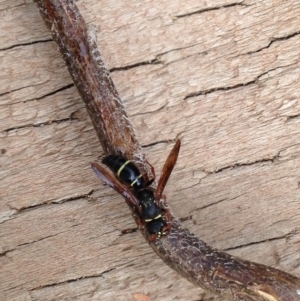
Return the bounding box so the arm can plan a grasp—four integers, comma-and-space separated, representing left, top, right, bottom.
1, 0, 300, 300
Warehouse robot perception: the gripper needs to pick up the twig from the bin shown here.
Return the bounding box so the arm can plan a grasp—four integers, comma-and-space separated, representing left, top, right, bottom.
33, 1, 300, 300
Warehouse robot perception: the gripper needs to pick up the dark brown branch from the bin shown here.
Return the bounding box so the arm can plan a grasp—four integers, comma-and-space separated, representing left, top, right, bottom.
32, 0, 141, 158
33, 1, 300, 300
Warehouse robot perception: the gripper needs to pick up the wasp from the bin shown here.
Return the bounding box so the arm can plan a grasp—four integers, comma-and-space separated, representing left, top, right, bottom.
92, 140, 181, 241
101, 155, 167, 237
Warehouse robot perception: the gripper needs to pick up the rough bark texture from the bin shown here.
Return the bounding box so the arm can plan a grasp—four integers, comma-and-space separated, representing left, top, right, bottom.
1, 1, 300, 301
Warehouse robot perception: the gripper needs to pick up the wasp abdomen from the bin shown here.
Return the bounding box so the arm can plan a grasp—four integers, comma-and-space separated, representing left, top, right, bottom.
137, 189, 161, 221
147, 219, 168, 236
102, 155, 145, 189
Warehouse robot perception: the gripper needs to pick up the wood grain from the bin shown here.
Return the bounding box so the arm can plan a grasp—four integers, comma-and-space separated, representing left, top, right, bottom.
1, 1, 300, 301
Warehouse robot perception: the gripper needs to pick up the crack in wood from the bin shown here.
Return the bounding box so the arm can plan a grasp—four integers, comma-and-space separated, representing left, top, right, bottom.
142, 138, 179, 149
174, 2, 251, 19
285, 113, 300, 123
195, 194, 245, 212
3, 116, 79, 133
0, 2, 26, 12
225, 229, 299, 251
1, 83, 74, 106
247, 31, 300, 55
131, 103, 167, 117
0, 84, 33, 99
0, 232, 63, 257
5, 189, 94, 218
110, 58, 161, 72
0, 39, 53, 52
212, 153, 279, 174
34, 83, 74, 101
28, 268, 116, 292
184, 63, 296, 99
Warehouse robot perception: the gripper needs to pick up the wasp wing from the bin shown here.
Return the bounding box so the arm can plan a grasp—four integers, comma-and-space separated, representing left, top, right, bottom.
92, 162, 140, 210
155, 139, 181, 200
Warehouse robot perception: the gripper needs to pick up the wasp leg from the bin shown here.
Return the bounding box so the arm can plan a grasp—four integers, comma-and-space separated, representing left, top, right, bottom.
148, 234, 158, 242
122, 216, 145, 233
121, 228, 138, 235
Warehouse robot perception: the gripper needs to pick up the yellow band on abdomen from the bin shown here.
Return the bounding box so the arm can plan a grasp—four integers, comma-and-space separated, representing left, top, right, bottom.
117, 160, 131, 177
